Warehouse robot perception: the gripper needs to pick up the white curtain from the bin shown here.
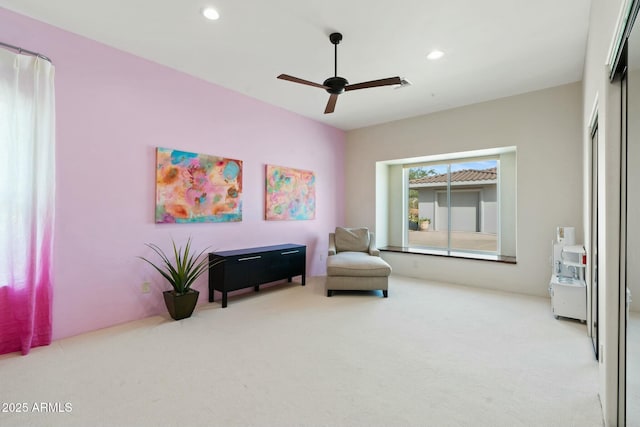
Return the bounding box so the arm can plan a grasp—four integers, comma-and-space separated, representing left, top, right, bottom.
0, 48, 56, 355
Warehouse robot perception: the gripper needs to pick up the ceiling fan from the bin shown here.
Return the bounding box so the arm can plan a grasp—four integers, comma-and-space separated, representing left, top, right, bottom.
277, 32, 402, 114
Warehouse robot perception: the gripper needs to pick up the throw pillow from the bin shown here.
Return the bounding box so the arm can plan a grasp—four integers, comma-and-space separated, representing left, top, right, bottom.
335, 227, 370, 252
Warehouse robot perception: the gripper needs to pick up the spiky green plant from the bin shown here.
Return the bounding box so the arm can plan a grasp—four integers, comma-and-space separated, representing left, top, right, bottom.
139, 237, 214, 295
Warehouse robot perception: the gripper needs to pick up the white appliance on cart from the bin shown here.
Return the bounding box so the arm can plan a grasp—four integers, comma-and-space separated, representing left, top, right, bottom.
549, 227, 587, 322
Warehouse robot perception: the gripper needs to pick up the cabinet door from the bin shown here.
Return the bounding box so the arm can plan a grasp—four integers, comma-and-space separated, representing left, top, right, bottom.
260, 251, 283, 283
262, 248, 305, 283
232, 254, 264, 290
221, 260, 250, 291
215, 255, 260, 291
282, 248, 305, 277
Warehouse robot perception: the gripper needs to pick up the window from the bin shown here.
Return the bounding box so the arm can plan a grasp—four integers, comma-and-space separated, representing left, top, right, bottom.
0, 50, 55, 355
375, 147, 516, 261
407, 159, 499, 253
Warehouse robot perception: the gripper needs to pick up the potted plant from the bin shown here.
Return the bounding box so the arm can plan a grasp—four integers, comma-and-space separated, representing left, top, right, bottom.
418, 217, 431, 231
139, 237, 217, 320
408, 212, 419, 231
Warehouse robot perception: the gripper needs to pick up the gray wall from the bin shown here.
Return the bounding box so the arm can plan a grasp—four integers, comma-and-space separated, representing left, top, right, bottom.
345, 82, 583, 298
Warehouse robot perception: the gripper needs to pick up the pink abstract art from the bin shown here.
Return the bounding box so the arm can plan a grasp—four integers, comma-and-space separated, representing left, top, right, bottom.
155, 147, 242, 223
265, 164, 316, 221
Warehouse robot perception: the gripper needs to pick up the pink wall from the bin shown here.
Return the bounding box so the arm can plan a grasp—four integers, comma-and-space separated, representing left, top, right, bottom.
0, 8, 345, 340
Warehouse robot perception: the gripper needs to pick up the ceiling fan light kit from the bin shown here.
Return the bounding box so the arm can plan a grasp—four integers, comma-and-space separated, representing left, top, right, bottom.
277, 32, 401, 114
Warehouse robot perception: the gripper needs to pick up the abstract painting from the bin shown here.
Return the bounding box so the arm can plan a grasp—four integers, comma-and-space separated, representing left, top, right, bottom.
265, 164, 315, 221
155, 147, 242, 223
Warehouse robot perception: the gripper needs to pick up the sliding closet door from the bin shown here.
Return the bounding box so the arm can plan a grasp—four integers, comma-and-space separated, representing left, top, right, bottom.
625, 11, 640, 425
620, 55, 628, 426
591, 122, 599, 360
609, 2, 640, 423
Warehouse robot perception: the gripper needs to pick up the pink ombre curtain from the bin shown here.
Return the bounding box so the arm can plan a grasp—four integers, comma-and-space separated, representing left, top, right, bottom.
0, 48, 55, 355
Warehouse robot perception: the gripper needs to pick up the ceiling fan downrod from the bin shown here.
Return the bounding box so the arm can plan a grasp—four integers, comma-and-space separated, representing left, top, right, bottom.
330, 32, 342, 77
323, 33, 348, 95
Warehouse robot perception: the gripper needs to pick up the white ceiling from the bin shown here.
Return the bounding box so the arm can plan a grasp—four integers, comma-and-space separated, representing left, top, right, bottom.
0, 0, 592, 130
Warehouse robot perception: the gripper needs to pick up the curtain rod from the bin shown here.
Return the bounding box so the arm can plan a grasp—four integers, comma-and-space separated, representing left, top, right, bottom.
0, 41, 52, 63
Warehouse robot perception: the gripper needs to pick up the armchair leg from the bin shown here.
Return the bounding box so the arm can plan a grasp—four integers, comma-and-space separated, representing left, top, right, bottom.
382, 290, 388, 298
327, 290, 333, 297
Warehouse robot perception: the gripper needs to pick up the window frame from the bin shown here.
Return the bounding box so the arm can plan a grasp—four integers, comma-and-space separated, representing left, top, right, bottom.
404, 156, 500, 256
375, 146, 516, 263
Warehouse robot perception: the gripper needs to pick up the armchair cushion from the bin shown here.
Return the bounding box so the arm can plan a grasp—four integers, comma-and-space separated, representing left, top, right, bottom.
334, 227, 370, 253
326, 252, 392, 277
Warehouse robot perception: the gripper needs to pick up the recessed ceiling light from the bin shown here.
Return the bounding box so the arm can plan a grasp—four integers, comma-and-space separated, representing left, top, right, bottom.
202, 7, 220, 20
427, 50, 444, 60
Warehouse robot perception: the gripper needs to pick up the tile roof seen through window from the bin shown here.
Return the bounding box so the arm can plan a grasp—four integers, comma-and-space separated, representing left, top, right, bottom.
410, 167, 497, 184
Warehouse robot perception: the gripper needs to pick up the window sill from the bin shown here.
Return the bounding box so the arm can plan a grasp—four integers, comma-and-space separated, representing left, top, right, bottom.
379, 246, 517, 264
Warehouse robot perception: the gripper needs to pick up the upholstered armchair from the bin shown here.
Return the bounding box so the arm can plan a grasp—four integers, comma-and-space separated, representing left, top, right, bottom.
325, 227, 392, 298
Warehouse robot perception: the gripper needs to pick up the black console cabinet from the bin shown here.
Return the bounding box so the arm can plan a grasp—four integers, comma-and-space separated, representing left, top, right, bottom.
208, 244, 306, 307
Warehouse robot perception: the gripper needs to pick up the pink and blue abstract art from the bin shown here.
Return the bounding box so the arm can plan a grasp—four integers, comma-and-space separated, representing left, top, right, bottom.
265, 164, 315, 221
155, 147, 242, 223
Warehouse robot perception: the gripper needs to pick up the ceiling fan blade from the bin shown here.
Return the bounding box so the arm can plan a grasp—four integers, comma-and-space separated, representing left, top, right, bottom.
345, 76, 402, 92
277, 74, 329, 89
324, 94, 338, 114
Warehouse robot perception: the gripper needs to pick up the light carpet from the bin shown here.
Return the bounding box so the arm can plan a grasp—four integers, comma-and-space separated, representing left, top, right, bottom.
0, 275, 603, 427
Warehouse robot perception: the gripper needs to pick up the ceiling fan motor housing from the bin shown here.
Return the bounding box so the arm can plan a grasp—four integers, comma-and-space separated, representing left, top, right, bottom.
323, 76, 348, 94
